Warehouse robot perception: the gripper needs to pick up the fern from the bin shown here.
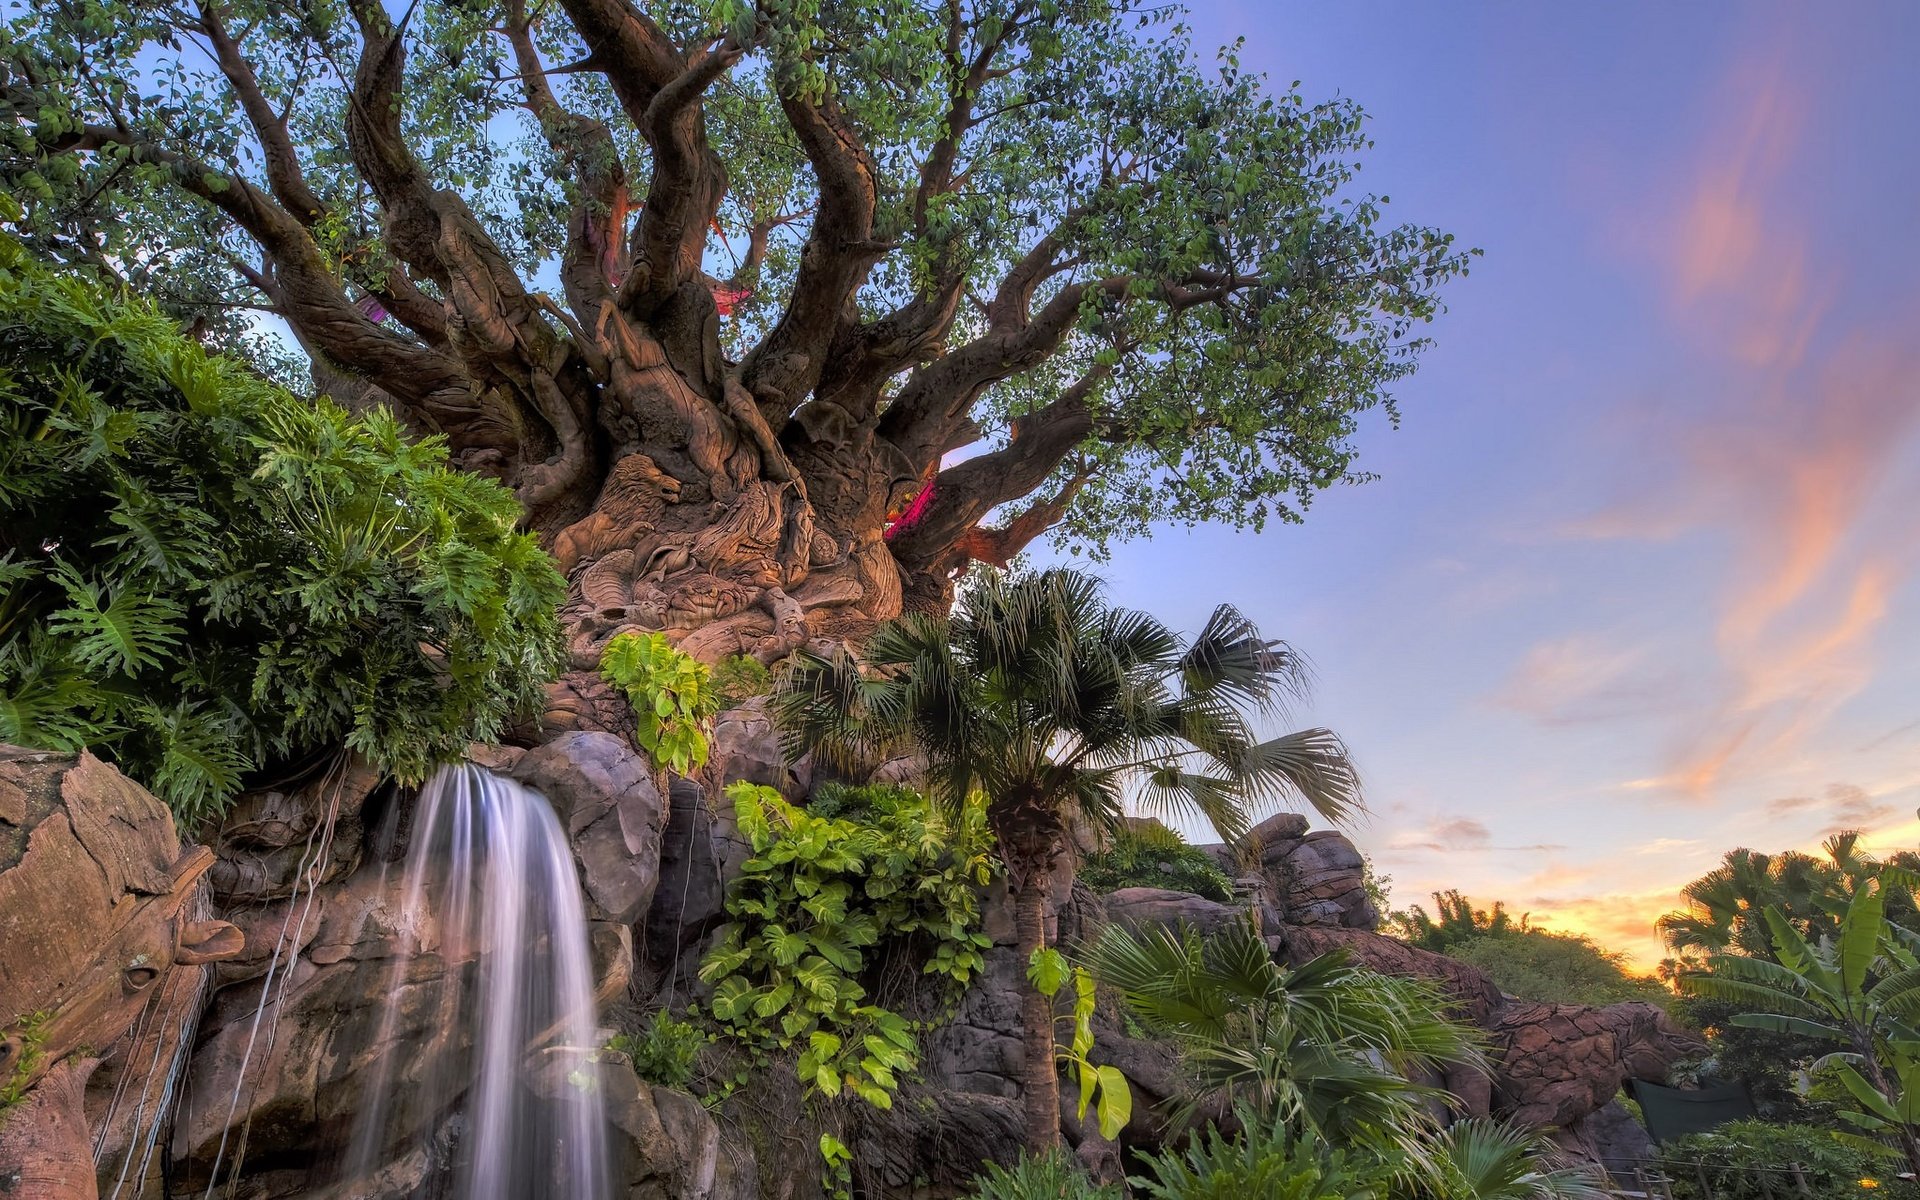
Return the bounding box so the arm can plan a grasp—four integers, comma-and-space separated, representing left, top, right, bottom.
0, 232, 567, 820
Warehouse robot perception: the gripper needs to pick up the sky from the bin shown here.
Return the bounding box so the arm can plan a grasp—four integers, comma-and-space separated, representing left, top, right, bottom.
1035, 1, 1920, 968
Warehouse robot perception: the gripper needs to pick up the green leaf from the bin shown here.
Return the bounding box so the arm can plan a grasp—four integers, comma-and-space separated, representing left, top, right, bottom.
1093, 1065, 1131, 1138
1028, 947, 1071, 997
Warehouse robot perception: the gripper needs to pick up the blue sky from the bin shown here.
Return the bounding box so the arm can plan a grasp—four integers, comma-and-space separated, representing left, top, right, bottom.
1037, 1, 1920, 965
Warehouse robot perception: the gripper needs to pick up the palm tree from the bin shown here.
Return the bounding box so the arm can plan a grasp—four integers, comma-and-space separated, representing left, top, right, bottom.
1415, 1120, 1611, 1200
774, 568, 1360, 1150
1085, 915, 1485, 1140
1088, 917, 1604, 1200
1658, 834, 1920, 960
1677, 874, 1920, 1174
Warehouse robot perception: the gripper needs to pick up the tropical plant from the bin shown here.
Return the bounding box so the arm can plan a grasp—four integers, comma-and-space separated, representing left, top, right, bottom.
599, 631, 720, 774
1127, 1103, 1399, 1200
1026, 948, 1131, 1141
607, 1010, 708, 1091
963, 1150, 1121, 1200
1659, 834, 1920, 960
1654, 1119, 1920, 1200
1676, 875, 1920, 1173
1414, 1119, 1610, 1200
1392, 890, 1532, 952
710, 654, 775, 711
804, 780, 923, 824
1085, 914, 1483, 1139
698, 781, 995, 1113
775, 568, 1361, 1149
0, 229, 566, 823
3, 0, 1472, 663
1079, 821, 1236, 903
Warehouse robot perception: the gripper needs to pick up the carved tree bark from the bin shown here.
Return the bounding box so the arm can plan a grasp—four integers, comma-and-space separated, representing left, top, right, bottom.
4, 0, 1447, 742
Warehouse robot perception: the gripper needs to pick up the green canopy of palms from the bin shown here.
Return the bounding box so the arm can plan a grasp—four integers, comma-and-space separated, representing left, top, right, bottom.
773, 568, 1361, 1149
1678, 873, 1920, 1173
1659, 833, 1920, 960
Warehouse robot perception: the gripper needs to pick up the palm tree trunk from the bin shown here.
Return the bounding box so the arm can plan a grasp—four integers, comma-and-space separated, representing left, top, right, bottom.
1014, 848, 1061, 1151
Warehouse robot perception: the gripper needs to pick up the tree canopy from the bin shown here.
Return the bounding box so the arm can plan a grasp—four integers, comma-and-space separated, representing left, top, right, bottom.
0, 0, 1472, 660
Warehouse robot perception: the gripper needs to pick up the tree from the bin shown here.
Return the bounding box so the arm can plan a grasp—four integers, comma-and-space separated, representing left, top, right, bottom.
0, 227, 564, 823
773, 568, 1360, 1149
1659, 834, 1920, 960
1677, 876, 1920, 1175
1392, 890, 1531, 952
1388, 889, 1665, 1006
0, 0, 1472, 699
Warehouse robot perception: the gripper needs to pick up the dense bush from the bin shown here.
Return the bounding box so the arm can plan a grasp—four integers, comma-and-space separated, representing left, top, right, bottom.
699, 782, 995, 1110
963, 1150, 1121, 1200
1078, 821, 1235, 902
804, 780, 925, 824
1129, 1107, 1397, 1200
607, 1010, 707, 1091
710, 653, 774, 710
599, 631, 720, 774
1655, 1120, 1919, 1199
1447, 932, 1670, 1006
0, 233, 566, 823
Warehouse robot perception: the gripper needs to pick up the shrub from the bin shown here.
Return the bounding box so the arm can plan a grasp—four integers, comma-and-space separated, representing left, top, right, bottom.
0, 233, 566, 824
608, 1010, 707, 1090
804, 780, 923, 824
1079, 821, 1234, 902
710, 653, 773, 710
698, 781, 995, 1111
1128, 1105, 1396, 1200
964, 1150, 1121, 1200
599, 632, 719, 774
1446, 932, 1670, 1006
1655, 1120, 1919, 1200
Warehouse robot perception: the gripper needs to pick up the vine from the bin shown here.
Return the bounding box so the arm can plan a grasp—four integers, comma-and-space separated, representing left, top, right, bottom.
598, 632, 720, 774
698, 781, 994, 1110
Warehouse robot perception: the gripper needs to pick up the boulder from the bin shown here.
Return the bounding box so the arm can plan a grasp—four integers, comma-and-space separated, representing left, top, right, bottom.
1557, 1098, 1658, 1184
1491, 999, 1705, 1129
512, 731, 666, 925
1100, 887, 1247, 937
643, 779, 754, 977
205, 756, 385, 905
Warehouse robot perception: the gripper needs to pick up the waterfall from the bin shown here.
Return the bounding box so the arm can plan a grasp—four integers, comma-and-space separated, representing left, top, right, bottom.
341, 763, 612, 1200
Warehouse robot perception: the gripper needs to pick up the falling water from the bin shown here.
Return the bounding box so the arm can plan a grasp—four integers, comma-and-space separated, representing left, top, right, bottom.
341, 763, 611, 1200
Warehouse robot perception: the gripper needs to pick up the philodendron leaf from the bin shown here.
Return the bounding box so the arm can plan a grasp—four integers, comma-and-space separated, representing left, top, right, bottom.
1028, 947, 1070, 997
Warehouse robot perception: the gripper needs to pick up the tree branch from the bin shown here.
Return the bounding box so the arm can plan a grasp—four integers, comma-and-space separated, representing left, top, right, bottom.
195, 1, 328, 226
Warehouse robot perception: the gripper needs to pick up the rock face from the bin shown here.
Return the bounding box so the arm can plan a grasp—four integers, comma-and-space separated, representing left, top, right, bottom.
1198, 813, 1380, 932
1492, 999, 1704, 1129
0, 747, 245, 1200
512, 731, 666, 925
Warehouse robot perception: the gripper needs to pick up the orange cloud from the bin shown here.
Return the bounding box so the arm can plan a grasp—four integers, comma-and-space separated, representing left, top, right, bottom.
1575, 45, 1920, 801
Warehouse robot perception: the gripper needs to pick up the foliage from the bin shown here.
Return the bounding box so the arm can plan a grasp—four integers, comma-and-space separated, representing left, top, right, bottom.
1661, 833, 1920, 961
1027, 947, 1132, 1139
1676, 874, 1920, 1172
776, 568, 1360, 1148
2, 0, 1473, 565
1447, 933, 1669, 1007
599, 632, 720, 774
1086, 914, 1484, 1137
0, 1010, 49, 1119
608, 1010, 707, 1090
777, 570, 1361, 844
1079, 821, 1235, 903
804, 780, 924, 825
1392, 890, 1533, 952
0, 231, 565, 824
963, 1150, 1121, 1200
698, 781, 994, 1113
1654, 1120, 1920, 1200
710, 654, 774, 711
1414, 1120, 1611, 1200
1127, 1104, 1398, 1200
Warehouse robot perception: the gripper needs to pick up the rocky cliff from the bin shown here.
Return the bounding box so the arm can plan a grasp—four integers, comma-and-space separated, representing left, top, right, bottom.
0, 722, 1696, 1199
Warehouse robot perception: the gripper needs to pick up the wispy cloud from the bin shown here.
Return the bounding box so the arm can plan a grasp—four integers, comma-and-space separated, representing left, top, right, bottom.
1492, 635, 1681, 725
1570, 48, 1920, 800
